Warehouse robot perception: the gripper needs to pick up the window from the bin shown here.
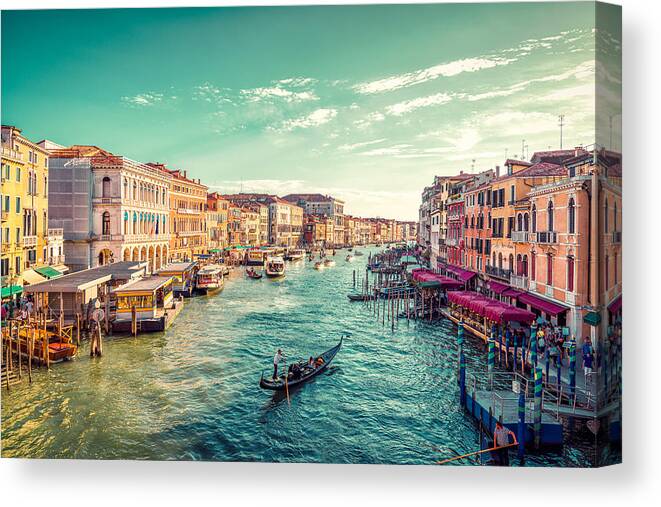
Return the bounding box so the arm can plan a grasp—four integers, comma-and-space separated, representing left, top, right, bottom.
524, 213, 529, 231
498, 253, 503, 269
614, 201, 618, 231
15, 256, 21, 274
102, 211, 111, 235
44, 176, 48, 194
510, 185, 515, 203
547, 201, 554, 231
3, 195, 9, 212
508, 254, 514, 271
605, 255, 609, 287
614, 252, 618, 283
567, 256, 575, 292
568, 198, 576, 234
531, 253, 536, 281
522, 255, 528, 276
16, 167, 20, 182
516, 254, 522, 275
517, 213, 523, 231
532, 205, 537, 232
604, 198, 609, 232
15, 196, 21, 213
547, 254, 553, 285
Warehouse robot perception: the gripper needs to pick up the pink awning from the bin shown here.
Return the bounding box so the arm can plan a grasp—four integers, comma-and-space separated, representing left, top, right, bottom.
607, 295, 622, 314
447, 290, 536, 324
488, 281, 510, 294
518, 292, 568, 316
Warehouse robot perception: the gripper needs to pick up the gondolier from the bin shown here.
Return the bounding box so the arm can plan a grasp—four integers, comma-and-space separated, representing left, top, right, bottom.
273, 349, 285, 379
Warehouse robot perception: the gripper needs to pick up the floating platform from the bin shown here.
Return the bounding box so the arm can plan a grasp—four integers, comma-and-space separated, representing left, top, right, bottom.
465, 389, 564, 447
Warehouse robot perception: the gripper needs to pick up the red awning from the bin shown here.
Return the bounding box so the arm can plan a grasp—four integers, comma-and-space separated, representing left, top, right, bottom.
607, 295, 622, 314
518, 292, 568, 316
488, 281, 510, 294
448, 290, 537, 324
503, 288, 523, 298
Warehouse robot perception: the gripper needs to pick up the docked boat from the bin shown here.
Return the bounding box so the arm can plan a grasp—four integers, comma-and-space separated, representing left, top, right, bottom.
323, 259, 336, 267
347, 293, 375, 301
157, 261, 197, 297
194, 265, 224, 295
17, 329, 78, 363
246, 268, 263, 279
354, 251, 364, 257
246, 249, 267, 266
265, 256, 286, 278
284, 248, 305, 261
259, 337, 343, 391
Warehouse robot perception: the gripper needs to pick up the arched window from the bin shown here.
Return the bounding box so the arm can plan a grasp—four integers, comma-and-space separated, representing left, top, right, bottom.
508, 254, 514, 271
522, 255, 528, 277
123, 211, 129, 234
547, 254, 553, 285
102, 211, 111, 235
531, 205, 537, 232
132, 181, 137, 200
42, 211, 47, 235
498, 253, 503, 269
492, 252, 496, 267
517, 213, 523, 231
567, 256, 575, 292
614, 252, 618, 283
123, 178, 128, 199
531, 253, 536, 281
516, 254, 522, 275
568, 197, 576, 234
604, 198, 609, 232
605, 254, 609, 287
524, 213, 529, 231
614, 201, 618, 231
102, 176, 111, 198
547, 201, 554, 231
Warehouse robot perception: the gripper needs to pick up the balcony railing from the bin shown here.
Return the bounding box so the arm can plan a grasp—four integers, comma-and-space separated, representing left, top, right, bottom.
2, 146, 23, 161
612, 231, 622, 243
533, 231, 558, 244
445, 238, 458, 247
510, 274, 529, 290
47, 228, 64, 239
511, 231, 529, 243
92, 196, 122, 205
486, 265, 512, 280
48, 255, 66, 265
178, 208, 202, 215
22, 235, 37, 248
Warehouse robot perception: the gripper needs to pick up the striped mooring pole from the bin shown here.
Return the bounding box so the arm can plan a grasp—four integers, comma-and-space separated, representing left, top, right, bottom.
488, 329, 496, 389
569, 338, 577, 399
517, 389, 526, 460
457, 320, 464, 381
534, 366, 543, 449
530, 322, 538, 368
459, 350, 466, 407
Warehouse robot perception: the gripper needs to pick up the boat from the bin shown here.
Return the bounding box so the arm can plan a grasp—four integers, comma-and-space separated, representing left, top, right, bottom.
314, 261, 325, 270
323, 259, 336, 267
157, 262, 197, 297
246, 249, 267, 266
194, 265, 224, 295
265, 256, 286, 278
246, 268, 263, 279
346, 255, 355, 262
259, 337, 343, 391
347, 293, 375, 301
284, 248, 305, 261
354, 251, 364, 257
348, 247, 353, 252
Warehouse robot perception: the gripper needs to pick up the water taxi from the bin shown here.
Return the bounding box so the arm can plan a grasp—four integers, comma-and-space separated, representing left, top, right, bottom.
157, 262, 197, 297
111, 276, 183, 332
265, 256, 286, 278
194, 264, 225, 295
284, 248, 305, 261
246, 248, 267, 266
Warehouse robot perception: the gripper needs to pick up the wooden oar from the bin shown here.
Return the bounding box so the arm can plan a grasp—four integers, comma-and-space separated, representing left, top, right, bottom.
284, 361, 290, 406
436, 443, 517, 465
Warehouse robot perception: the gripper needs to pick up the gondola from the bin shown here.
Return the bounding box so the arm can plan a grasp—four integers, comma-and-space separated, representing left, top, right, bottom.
259, 337, 343, 391
347, 293, 375, 301
246, 268, 263, 279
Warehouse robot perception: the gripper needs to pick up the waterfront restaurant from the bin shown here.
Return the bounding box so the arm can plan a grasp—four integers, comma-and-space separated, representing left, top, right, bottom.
111, 276, 178, 332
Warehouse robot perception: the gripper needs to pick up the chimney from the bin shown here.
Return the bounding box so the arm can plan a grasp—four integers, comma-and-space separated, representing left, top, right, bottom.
495, 165, 500, 178
574, 146, 583, 157
460, 170, 464, 175
183, 170, 187, 179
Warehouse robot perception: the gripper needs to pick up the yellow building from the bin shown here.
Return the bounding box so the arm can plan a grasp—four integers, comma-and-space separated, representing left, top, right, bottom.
1, 125, 51, 297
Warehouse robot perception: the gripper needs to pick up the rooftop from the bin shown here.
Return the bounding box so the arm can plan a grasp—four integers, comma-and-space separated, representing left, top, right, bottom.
112, 276, 172, 293
23, 261, 146, 293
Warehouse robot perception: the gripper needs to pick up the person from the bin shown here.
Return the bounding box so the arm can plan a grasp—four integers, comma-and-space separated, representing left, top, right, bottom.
1, 302, 7, 322
26, 298, 34, 316
273, 349, 285, 379
582, 338, 594, 380
307, 356, 315, 370
537, 328, 546, 354
493, 421, 517, 466
315, 356, 325, 367
549, 339, 560, 368
290, 362, 301, 381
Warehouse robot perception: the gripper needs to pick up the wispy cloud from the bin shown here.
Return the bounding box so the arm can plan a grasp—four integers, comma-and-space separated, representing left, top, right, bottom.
338, 138, 387, 151
240, 86, 318, 103
385, 92, 452, 116
274, 108, 338, 132
121, 92, 165, 107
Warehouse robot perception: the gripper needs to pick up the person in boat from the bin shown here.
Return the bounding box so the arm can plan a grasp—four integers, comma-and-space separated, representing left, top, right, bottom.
288, 362, 302, 381
273, 349, 285, 379
307, 356, 316, 370
315, 356, 325, 367
493, 421, 517, 466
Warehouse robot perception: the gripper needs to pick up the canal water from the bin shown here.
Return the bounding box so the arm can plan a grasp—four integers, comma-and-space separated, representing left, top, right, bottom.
2, 248, 593, 466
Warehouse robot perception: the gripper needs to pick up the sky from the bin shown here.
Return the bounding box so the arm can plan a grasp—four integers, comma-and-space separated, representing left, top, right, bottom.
1, 3, 621, 221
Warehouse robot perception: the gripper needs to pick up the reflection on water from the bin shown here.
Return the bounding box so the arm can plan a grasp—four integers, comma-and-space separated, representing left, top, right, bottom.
2, 249, 593, 465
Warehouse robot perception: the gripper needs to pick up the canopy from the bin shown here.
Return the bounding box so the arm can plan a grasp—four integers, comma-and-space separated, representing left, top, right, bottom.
447, 290, 536, 324
400, 255, 418, 265
583, 311, 602, 327
607, 295, 622, 314
34, 266, 63, 279
405, 263, 424, 274
1, 284, 22, 299
208, 248, 222, 253
445, 265, 477, 282
412, 269, 464, 289
21, 269, 47, 285
518, 292, 568, 316
488, 280, 510, 294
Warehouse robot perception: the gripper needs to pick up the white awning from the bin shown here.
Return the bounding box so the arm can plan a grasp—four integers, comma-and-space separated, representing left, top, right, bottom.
21, 269, 47, 285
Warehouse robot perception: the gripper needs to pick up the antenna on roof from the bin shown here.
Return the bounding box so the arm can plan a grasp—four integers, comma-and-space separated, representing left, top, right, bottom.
504, 147, 508, 159
471, 159, 475, 173
558, 114, 565, 149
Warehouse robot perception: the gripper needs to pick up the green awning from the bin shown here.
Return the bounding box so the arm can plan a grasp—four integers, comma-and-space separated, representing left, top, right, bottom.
583, 311, 602, 327
400, 255, 418, 264
406, 263, 423, 273
208, 248, 222, 253
34, 266, 63, 279
1, 285, 23, 299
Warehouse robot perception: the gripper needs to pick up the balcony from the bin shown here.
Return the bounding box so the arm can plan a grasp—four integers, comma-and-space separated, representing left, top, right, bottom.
2, 146, 23, 162
178, 208, 201, 215
48, 255, 66, 265
511, 230, 529, 243
47, 228, 64, 239
445, 238, 458, 247
533, 231, 557, 244
510, 274, 529, 290
612, 231, 622, 243
22, 235, 37, 248
92, 196, 122, 205
486, 265, 512, 280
